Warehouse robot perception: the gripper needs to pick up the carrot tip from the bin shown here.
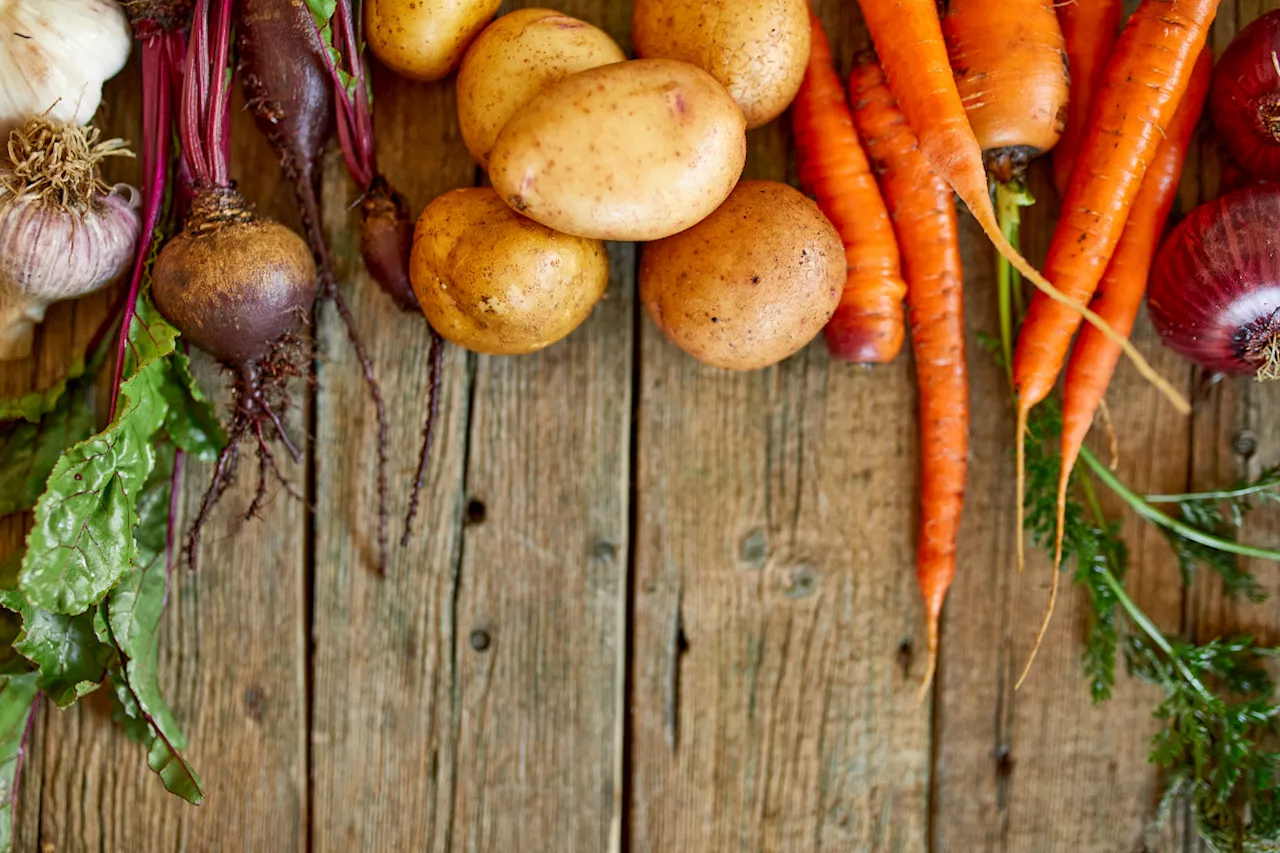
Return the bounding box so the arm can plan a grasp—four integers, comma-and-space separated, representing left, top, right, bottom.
918, 623, 938, 702
1016, 551, 1062, 691
1015, 406, 1028, 574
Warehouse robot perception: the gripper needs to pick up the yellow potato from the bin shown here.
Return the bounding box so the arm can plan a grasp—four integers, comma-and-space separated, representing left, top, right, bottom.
457, 8, 626, 168
410, 188, 609, 355
488, 58, 747, 241
366, 0, 502, 82
632, 0, 810, 129
640, 180, 843, 371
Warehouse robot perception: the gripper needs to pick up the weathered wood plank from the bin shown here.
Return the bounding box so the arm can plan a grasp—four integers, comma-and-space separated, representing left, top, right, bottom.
311, 2, 633, 848
629, 6, 932, 850
931, 134, 1194, 853
13, 68, 311, 850
309, 64, 475, 852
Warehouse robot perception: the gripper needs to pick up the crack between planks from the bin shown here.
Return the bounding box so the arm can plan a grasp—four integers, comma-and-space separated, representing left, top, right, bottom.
303, 276, 320, 853
619, 237, 644, 853
443, 350, 479, 853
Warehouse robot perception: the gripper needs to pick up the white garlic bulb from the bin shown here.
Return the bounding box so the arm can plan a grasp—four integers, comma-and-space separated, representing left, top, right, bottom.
0, 117, 140, 360
0, 0, 132, 143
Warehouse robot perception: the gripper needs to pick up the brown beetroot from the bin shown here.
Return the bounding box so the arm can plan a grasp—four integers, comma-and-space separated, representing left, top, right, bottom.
153, 184, 318, 569
359, 176, 418, 311
236, 0, 392, 573
235, 0, 333, 203
153, 187, 316, 367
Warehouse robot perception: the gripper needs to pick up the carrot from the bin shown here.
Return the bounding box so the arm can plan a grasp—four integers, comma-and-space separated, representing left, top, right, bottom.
1015, 48, 1213, 688
941, 0, 1069, 377
849, 56, 969, 696
1052, 0, 1123, 198
943, 0, 1069, 185
855, 0, 1185, 412
1011, 0, 1216, 584
792, 13, 906, 364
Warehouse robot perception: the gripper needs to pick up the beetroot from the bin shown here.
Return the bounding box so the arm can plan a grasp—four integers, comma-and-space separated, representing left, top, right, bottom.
152, 0, 317, 568
153, 188, 315, 368
236, 0, 392, 572
358, 176, 418, 312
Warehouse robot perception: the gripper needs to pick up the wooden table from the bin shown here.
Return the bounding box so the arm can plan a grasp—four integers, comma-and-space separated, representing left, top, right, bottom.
3, 1, 1278, 850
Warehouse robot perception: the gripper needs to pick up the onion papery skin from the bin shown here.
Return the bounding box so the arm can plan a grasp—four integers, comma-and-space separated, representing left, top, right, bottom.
1211, 10, 1280, 181
1147, 184, 1280, 378
0, 186, 140, 359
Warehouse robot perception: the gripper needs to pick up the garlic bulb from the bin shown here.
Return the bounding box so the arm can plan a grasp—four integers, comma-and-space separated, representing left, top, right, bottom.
0, 117, 140, 360
0, 0, 132, 143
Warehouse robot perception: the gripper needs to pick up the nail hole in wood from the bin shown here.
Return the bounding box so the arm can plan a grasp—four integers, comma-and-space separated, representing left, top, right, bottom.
897, 638, 914, 677
469, 629, 491, 652
995, 745, 1013, 778
1234, 429, 1259, 459
466, 499, 486, 524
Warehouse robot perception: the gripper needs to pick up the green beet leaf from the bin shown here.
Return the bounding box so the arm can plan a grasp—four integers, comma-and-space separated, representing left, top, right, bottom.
0, 358, 89, 423
102, 445, 203, 804
0, 555, 107, 707
162, 352, 226, 462
18, 358, 169, 614
19, 291, 183, 614
11, 606, 110, 708
0, 671, 39, 853
0, 373, 97, 517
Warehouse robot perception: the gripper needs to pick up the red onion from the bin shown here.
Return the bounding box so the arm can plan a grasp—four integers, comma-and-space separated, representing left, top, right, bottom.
1147, 184, 1280, 378
1211, 10, 1280, 180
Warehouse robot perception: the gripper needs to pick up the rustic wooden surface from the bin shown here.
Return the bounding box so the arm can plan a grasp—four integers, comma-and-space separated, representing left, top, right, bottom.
4, 0, 1279, 850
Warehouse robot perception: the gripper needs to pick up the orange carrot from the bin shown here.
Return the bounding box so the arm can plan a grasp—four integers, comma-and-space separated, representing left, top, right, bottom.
943, 0, 1069, 184
792, 13, 906, 363
849, 56, 968, 696
1052, 0, 1124, 198
1015, 48, 1213, 688
1011, 0, 1216, 582
855, 0, 1184, 413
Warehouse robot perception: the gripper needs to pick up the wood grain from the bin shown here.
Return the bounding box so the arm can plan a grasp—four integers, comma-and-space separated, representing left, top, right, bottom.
628, 6, 932, 851
308, 63, 475, 853
310, 2, 633, 850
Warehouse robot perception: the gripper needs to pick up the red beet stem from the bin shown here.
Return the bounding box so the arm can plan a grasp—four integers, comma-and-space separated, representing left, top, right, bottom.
403, 330, 444, 545
181, 0, 234, 187
311, 0, 378, 186
110, 29, 184, 420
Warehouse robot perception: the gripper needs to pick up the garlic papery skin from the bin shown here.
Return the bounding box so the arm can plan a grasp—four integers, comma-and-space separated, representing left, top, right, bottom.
0, 0, 132, 143
0, 117, 139, 360
0, 188, 139, 359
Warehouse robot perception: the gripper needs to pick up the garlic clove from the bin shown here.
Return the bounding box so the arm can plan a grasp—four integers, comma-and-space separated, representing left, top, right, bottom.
0, 291, 42, 361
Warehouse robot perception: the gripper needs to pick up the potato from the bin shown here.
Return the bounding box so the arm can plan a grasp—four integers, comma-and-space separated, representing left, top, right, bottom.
366, 0, 502, 82
632, 0, 810, 129
410, 188, 609, 355
488, 58, 746, 241
640, 180, 843, 371
457, 8, 626, 168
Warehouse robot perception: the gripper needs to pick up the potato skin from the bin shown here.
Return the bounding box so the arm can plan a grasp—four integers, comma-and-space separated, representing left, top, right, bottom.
457, 8, 626, 167
488, 58, 747, 242
640, 181, 843, 371
410, 188, 609, 355
632, 0, 809, 130
366, 0, 502, 82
